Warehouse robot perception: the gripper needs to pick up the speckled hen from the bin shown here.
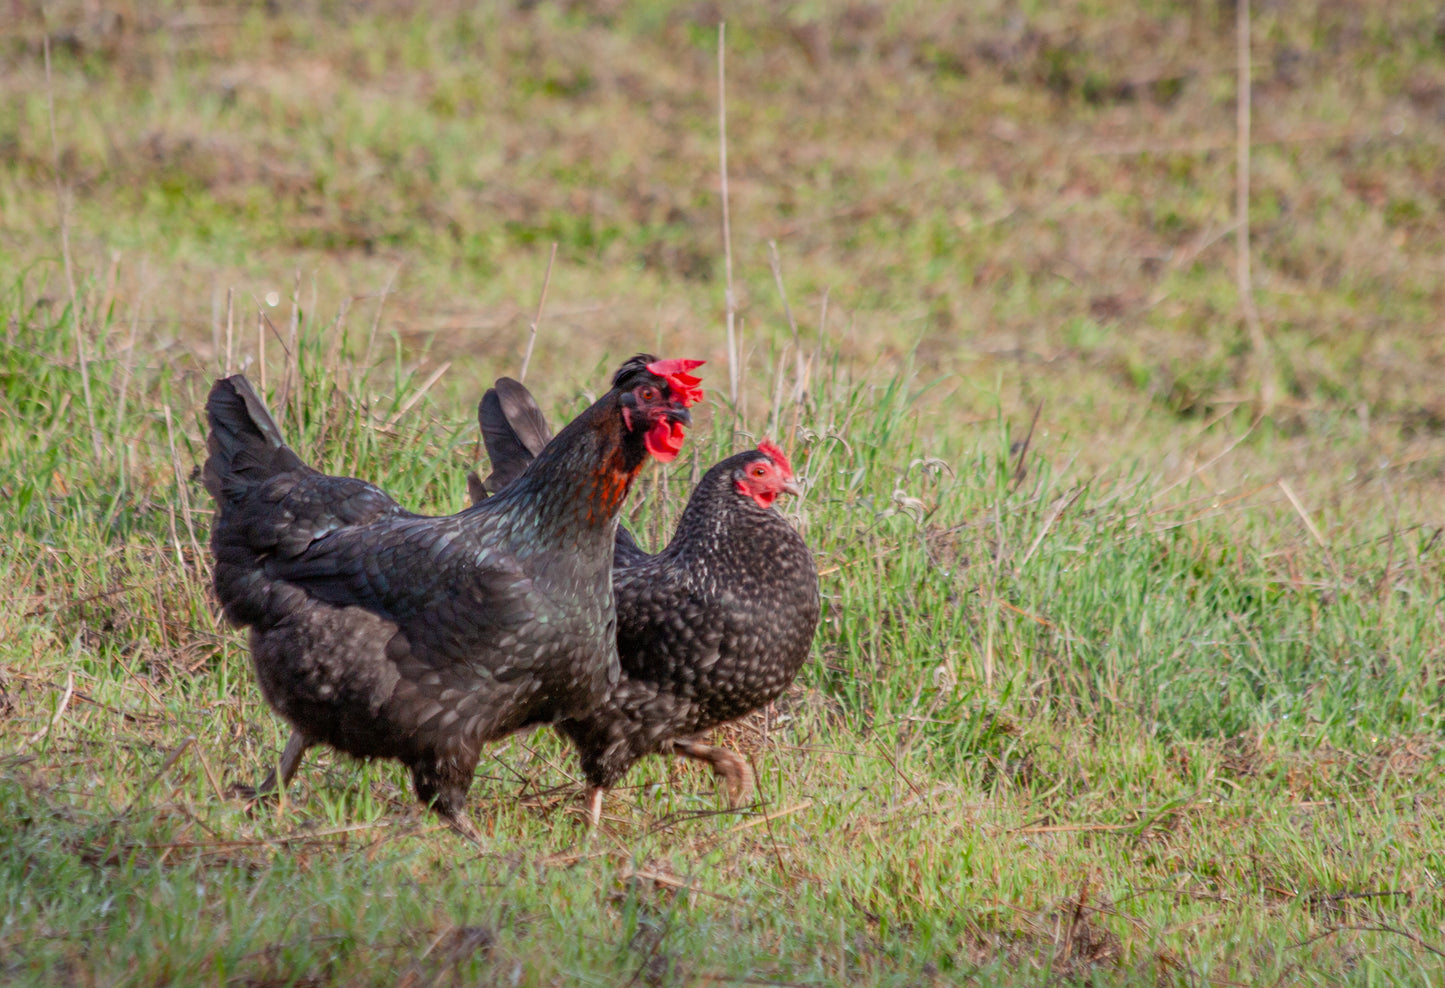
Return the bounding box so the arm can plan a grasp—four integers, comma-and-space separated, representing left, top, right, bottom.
203, 356, 703, 839
470, 378, 820, 824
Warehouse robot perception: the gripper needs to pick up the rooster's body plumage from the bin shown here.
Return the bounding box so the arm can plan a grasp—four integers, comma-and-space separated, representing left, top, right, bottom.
204, 357, 701, 837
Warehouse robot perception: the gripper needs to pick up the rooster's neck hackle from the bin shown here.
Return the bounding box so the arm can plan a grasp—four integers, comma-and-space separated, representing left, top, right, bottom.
502, 389, 648, 540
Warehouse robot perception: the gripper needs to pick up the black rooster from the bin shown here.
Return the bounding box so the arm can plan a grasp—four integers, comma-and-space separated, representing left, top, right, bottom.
470, 378, 820, 824
203, 356, 704, 839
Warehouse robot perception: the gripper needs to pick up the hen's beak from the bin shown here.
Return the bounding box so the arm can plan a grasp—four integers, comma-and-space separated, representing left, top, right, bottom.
665, 405, 692, 427
781, 477, 803, 497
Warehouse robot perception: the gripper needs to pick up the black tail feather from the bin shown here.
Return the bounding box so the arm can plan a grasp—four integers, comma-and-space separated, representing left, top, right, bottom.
477, 377, 553, 495
203, 375, 308, 505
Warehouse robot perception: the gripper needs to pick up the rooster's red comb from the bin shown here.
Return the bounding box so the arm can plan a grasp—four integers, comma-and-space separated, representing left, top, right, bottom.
757, 440, 793, 478
646, 358, 705, 407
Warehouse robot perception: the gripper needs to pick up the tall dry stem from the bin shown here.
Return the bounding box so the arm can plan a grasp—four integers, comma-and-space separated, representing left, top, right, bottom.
718, 22, 738, 405
1236, 0, 1275, 411
767, 240, 806, 405
519, 242, 558, 383
41, 23, 101, 459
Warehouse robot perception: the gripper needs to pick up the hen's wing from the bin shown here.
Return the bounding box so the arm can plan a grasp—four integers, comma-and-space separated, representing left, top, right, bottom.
611, 560, 727, 687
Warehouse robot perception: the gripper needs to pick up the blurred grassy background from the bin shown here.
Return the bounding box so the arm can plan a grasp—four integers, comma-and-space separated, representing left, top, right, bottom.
4, 2, 1445, 984
6, 1, 1445, 498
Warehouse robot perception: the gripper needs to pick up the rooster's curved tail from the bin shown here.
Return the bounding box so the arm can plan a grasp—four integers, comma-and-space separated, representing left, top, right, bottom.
468, 377, 553, 502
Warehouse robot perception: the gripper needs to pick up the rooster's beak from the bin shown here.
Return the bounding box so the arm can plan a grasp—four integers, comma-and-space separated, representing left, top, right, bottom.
666, 406, 693, 427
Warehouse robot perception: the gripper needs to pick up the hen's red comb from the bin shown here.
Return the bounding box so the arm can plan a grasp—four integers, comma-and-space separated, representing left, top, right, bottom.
757, 440, 793, 478
646, 358, 705, 407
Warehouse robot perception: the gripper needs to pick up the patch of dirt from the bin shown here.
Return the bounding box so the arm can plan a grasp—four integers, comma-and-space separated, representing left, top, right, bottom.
1361, 734, 1444, 785
1219, 731, 1266, 780
963, 882, 1124, 981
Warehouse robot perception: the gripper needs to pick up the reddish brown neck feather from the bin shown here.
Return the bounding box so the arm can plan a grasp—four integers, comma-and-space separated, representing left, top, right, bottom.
584, 424, 646, 524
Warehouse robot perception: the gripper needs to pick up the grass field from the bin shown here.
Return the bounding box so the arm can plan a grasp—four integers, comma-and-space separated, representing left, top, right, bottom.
4, 1, 1445, 984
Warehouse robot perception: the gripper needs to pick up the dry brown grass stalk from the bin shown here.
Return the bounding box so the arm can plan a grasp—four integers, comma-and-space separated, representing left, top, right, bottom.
21, 669, 74, 750
766, 240, 805, 399
518, 242, 557, 384
41, 21, 100, 460
718, 22, 738, 405
163, 402, 205, 571
1278, 478, 1343, 582
282, 270, 301, 426
257, 307, 266, 395
1236, 0, 1275, 412
223, 286, 234, 375
359, 266, 401, 391
384, 361, 451, 431
114, 263, 148, 449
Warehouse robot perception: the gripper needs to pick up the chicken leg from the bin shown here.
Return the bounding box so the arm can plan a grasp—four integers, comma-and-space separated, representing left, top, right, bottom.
583, 786, 605, 828
674, 739, 754, 807
231, 730, 312, 800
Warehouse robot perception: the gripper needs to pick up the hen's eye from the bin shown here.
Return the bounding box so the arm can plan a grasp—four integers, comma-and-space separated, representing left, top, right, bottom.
640, 387, 658, 402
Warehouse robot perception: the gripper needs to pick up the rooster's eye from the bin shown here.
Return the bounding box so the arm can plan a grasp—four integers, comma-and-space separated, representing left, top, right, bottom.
640, 387, 658, 402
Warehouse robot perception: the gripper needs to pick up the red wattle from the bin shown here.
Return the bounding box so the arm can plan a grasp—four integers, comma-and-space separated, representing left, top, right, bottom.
735, 478, 777, 509
645, 420, 687, 462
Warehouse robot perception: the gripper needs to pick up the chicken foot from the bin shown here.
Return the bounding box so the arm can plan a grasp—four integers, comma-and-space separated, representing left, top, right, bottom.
578, 743, 753, 829
674, 739, 754, 807
411, 763, 484, 844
